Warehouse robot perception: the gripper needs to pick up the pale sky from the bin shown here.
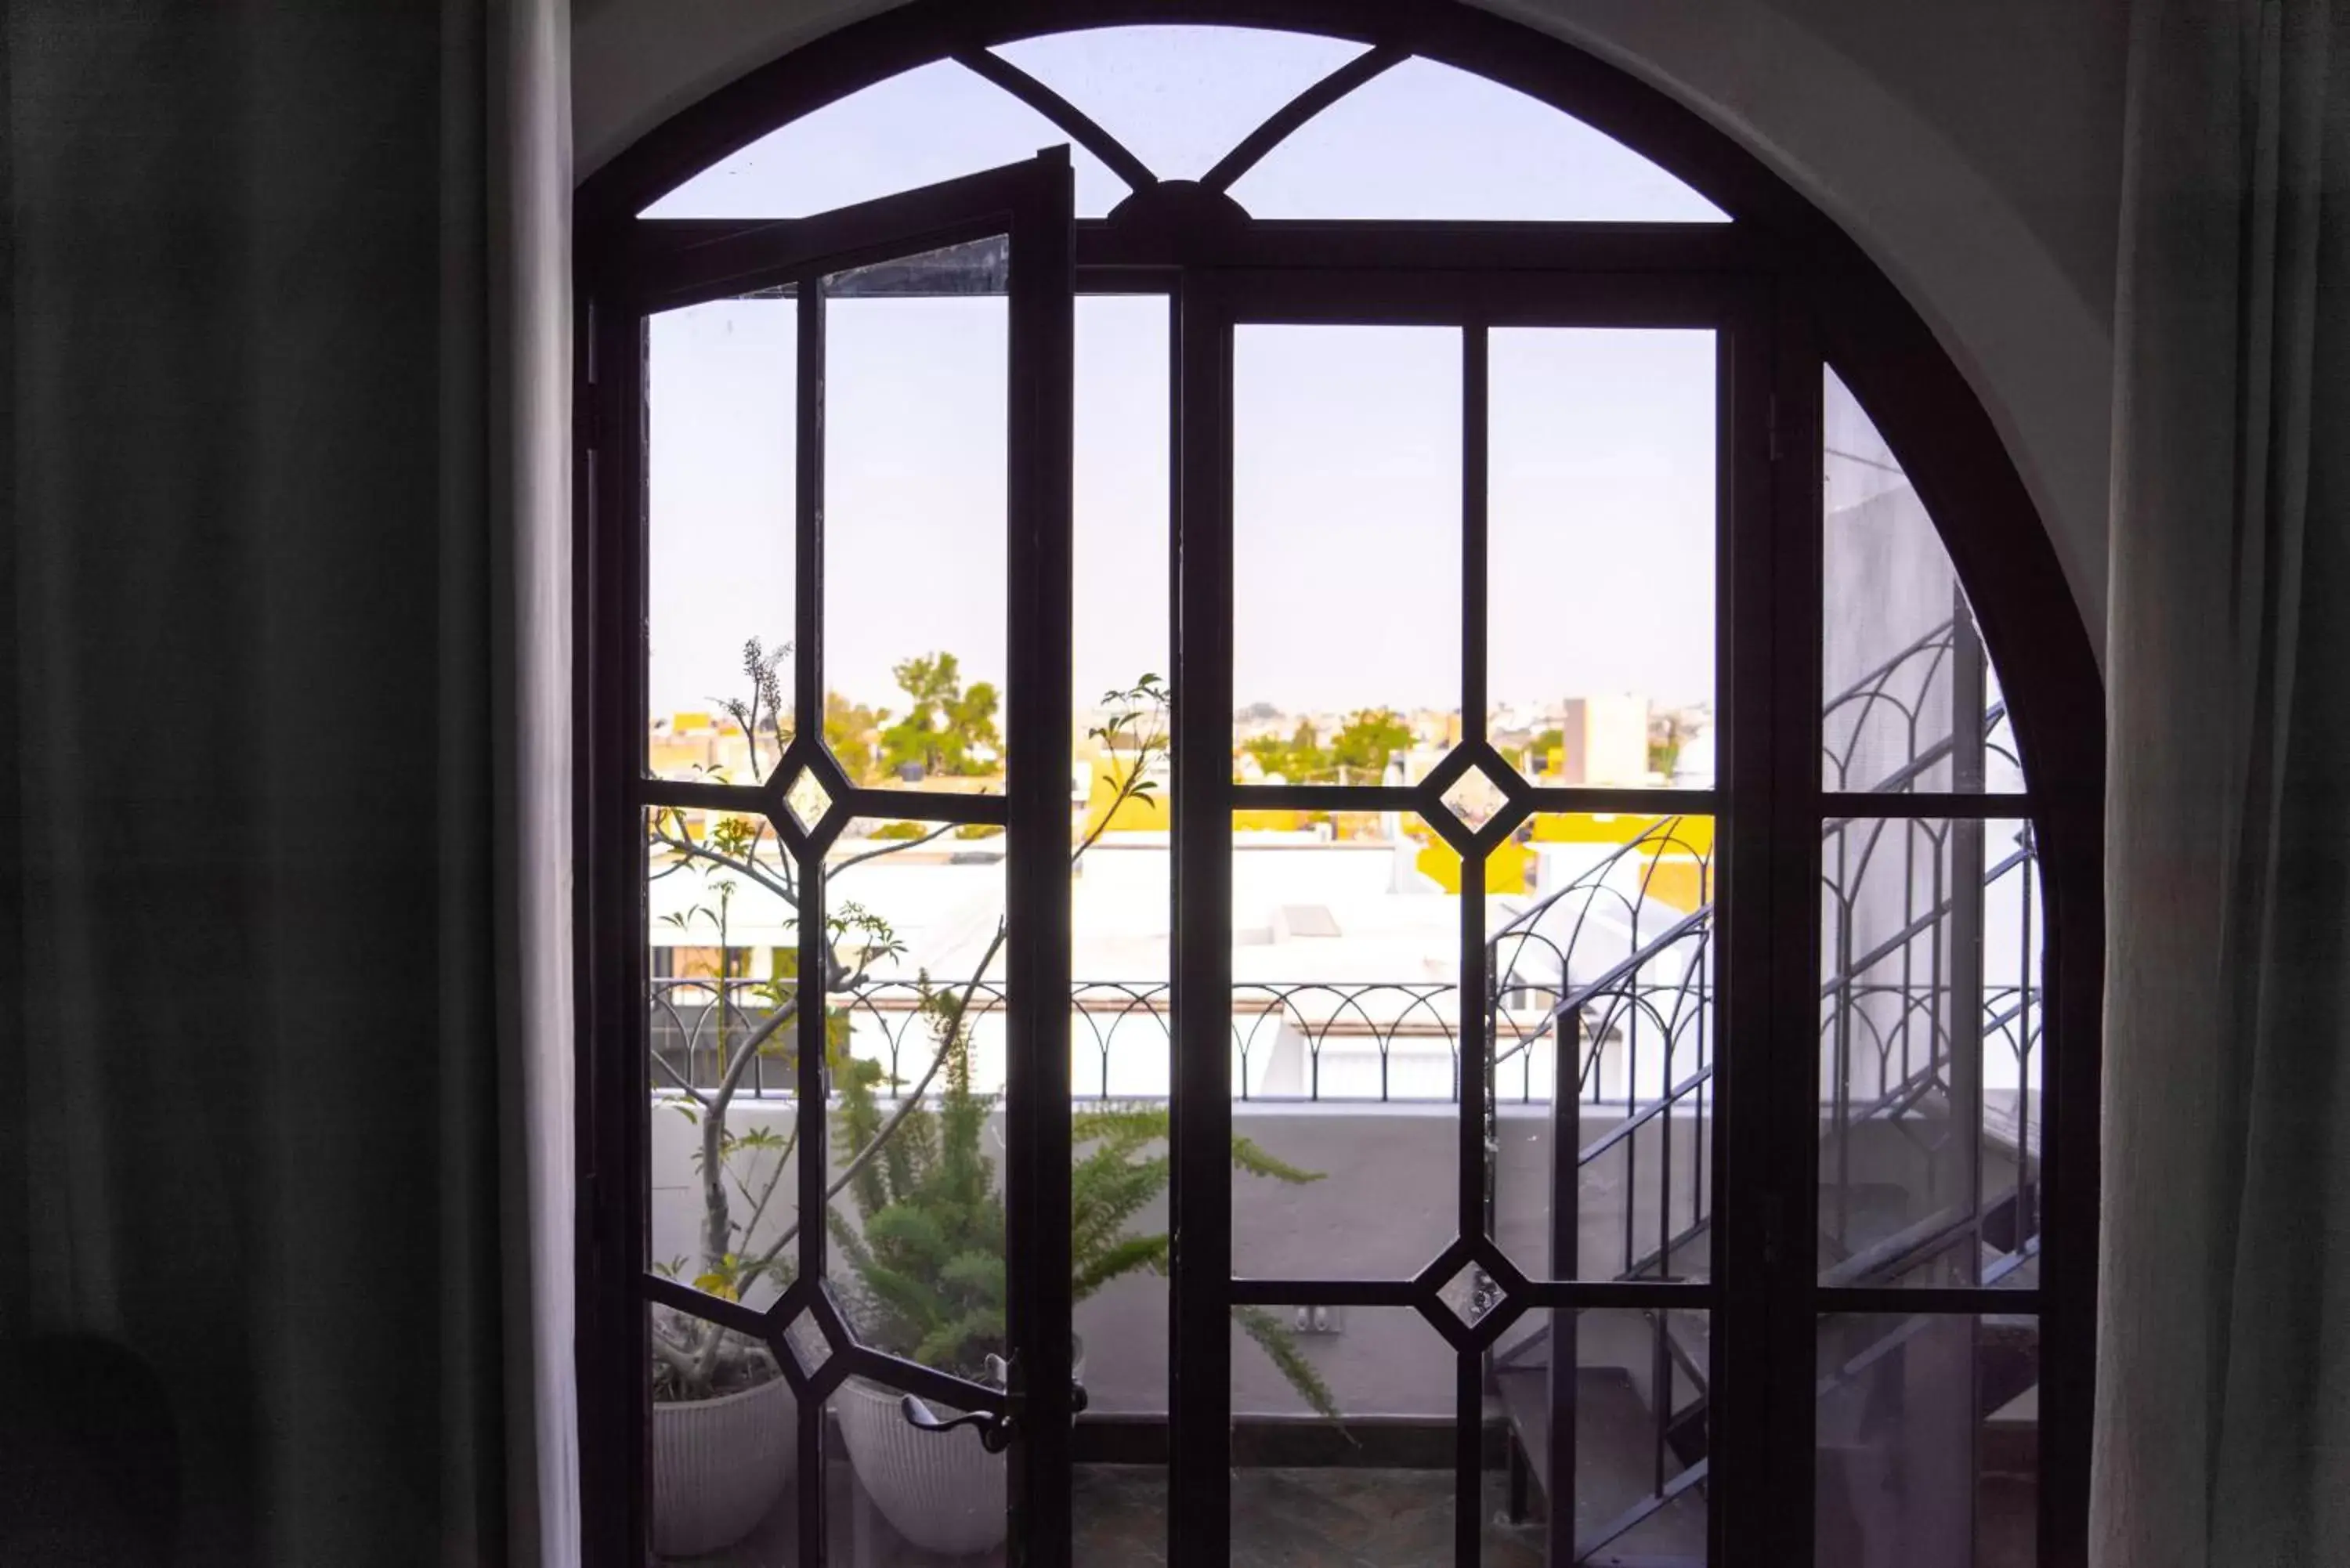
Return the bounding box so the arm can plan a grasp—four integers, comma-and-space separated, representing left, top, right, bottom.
642, 26, 1723, 724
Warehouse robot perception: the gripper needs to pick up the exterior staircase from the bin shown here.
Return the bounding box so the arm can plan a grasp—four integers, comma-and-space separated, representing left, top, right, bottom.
1483, 615, 2037, 1563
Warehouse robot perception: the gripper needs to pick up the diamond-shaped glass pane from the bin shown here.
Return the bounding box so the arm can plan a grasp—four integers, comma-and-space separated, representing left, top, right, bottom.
1437, 1259, 1505, 1329
1440, 759, 1509, 830
783, 765, 833, 833
778, 1308, 830, 1381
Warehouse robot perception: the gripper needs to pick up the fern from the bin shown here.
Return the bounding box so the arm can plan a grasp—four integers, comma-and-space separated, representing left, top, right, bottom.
1072, 1234, 1170, 1301
833, 1047, 1340, 1419
1235, 1305, 1346, 1425
1230, 1133, 1325, 1186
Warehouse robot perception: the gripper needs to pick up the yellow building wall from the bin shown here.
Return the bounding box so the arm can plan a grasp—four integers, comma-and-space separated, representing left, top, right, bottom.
1083, 762, 1171, 836
1419, 813, 1712, 909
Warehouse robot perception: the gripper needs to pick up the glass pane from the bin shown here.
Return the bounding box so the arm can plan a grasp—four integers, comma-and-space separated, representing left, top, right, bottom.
1230, 1307, 1459, 1561
644, 799, 810, 1562
1232, 324, 1460, 771
1491, 814, 1716, 1282
1229, 808, 1462, 1279
992, 25, 1368, 183
646, 803, 806, 1307
645, 1307, 804, 1563
1823, 367, 2026, 794
824, 826, 1010, 1101
824, 238, 1010, 800
1489, 329, 1716, 786
1816, 1313, 2039, 1568
1072, 297, 1175, 1093
1230, 56, 1728, 221
646, 296, 797, 784
1820, 818, 2042, 1288
1488, 1308, 1712, 1562
643, 58, 1130, 218
821, 836, 1012, 1560
1071, 295, 1175, 1537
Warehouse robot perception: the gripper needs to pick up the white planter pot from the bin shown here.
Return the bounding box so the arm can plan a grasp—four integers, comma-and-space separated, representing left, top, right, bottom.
833, 1374, 1006, 1557
833, 1346, 1085, 1559
652, 1373, 797, 1559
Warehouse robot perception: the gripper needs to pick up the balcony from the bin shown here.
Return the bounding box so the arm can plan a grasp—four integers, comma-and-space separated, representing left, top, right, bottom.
644, 798, 2044, 1566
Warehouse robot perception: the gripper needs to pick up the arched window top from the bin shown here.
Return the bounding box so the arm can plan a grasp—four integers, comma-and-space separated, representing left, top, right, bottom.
640, 58, 1135, 219
1230, 56, 1727, 222
641, 24, 1726, 223
987, 25, 1369, 184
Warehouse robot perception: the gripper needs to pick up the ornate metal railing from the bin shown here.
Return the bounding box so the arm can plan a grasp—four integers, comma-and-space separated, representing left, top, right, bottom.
650, 974, 1566, 1103
647, 823, 2035, 1139
1821, 612, 2023, 793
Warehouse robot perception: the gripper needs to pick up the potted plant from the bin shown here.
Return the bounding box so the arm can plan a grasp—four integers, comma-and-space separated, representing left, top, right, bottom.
649, 876, 920, 1555
645, 639, 923, 1557
647, 1311, 794, 1558
645, 660, 1307, 1558
824, 986, 1343, 1556
646, 884, 862, 1555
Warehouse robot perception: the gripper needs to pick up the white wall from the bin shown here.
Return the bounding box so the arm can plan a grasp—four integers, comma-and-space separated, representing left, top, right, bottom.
650, 1097, 2006, 1418
572, 0, 2124, 663
650, 1098, 1676, 1417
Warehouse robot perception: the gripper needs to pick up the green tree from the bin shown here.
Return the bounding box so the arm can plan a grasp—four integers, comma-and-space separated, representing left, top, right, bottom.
1283, 718, 1327, 780
949, 682, 1003, 773
1243, 718, 1330, 783
1242, 735, 1286, 777
879, 652, 1003, 777
1530, 725, 1564, 774
826, 690, 881, 784
1329, 708, 1412, 779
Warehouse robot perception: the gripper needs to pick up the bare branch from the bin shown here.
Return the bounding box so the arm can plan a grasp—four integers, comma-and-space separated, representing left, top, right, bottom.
708, 995, 800, 1115
738, 1126, 800, 1242
650, 826, 800, 910
650, 1050, 709, 1108
740, 921, 1008, 1280
651, 1321, 702, 1381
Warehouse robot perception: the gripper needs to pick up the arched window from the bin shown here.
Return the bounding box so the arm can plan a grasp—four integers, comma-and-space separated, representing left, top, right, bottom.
577, 9, 2102, 1566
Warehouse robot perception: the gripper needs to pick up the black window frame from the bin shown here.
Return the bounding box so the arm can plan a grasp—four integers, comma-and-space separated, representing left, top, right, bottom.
574, 6, 2106, 1566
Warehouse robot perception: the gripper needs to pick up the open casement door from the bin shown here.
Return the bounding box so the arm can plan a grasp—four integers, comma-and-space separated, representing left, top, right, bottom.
609, 150, 1077, 1566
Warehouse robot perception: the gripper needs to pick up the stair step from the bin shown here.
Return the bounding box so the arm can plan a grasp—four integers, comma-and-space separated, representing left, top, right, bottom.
1493, 1365, 1708, 1558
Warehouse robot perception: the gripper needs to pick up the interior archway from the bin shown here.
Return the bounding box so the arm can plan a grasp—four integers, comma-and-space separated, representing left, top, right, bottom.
575, 7, 2104, 1566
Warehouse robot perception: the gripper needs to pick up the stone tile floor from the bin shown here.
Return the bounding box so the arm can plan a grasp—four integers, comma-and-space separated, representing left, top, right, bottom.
673, 1462, 1549, 1566
674, 1454, 2029, 1566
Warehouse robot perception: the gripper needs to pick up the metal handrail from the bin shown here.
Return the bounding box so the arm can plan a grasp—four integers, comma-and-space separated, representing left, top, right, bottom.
1524, 611, 2040, 1560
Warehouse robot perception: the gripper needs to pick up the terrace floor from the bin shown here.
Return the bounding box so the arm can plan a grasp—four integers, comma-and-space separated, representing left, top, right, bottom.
671, 1454, 2035, 1566
672, 1461, 1553, 1566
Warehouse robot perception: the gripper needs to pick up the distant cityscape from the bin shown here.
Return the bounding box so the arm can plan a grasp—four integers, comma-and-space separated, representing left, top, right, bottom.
648, 684, 1715, 802
642, 664, 1722, 1104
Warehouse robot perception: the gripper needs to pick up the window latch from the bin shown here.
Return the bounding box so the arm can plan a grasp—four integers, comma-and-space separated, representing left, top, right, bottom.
898, 1350, 1087, 1454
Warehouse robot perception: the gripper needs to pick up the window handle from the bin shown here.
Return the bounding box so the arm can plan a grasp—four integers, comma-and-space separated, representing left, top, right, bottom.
897, 1351, 1087, 1453
899, 1397, 1015, 1454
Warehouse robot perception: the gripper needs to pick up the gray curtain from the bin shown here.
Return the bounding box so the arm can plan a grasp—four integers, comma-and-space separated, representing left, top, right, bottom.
2, 2, 575, 1563
2095, 1, 2350, 1563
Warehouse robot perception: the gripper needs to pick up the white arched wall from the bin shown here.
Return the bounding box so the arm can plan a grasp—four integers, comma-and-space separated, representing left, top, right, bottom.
572, 0, 2124, 663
